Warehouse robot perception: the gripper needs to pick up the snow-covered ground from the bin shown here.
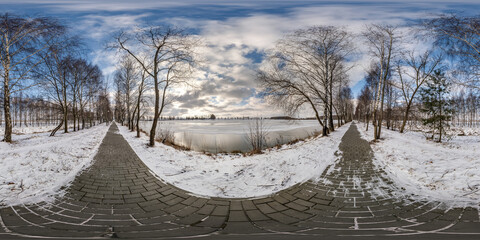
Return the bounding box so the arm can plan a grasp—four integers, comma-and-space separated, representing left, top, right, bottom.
0, 124, 82, 135
449, 126, 480, 136
359, 123, 480, 208
119, 123, 349, 198
399, 123, 480, 136
0, 124, 109, 206
0, 124, 56, 135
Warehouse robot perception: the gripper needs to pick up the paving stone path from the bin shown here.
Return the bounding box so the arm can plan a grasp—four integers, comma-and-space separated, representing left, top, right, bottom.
1, 123, 479, 239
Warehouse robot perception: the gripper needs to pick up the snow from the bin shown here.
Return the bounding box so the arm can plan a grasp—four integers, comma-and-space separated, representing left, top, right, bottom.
118, 122, 349, 198
398, 123, 480, 136
0, 124, 80, 136
0, 124, 109, 206
0, 124, 56, 135
358, 123, 480, 209
449, 126, 480, 136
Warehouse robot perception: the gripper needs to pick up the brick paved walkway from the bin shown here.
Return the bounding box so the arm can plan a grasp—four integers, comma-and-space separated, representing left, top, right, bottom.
1, 123, 479, 239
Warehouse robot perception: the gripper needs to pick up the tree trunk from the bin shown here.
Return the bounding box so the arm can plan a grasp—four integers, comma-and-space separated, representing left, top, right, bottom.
373, 109, 378, 140
332, 103, 341, 128
136, 105, 141, 138
73, 104, 77, 132
149, 76, 160, 146
438, 101, 443, 142
3, 87, 12, 142
377, 70, 389, 140
323, 103, 329, 136
329, 81, 334, 131
366, 114, 369, 131
127, 96, 131, 130
81, 107, 85, 130
50, 119, 63, 136
377, 79, 386, 139
19, 94, 22, 128
131, 106, 137, 132
399, 103, 411, 133
3, 54, 12, 142
63, 76, 68, 133
63, 108, 68, 134
373, 77, 381, 140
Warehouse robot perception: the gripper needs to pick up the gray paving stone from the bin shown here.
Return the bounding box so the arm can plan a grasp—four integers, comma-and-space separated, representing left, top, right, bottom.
461, 208, 480, 222
228, 210, 249, 222
246, 209, 270, 221
212, 205, 229, 216
196, 216, 226, 228
221, 221, 267, 234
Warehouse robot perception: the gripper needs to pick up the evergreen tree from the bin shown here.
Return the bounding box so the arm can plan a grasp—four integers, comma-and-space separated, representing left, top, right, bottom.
419, 70, 453, 142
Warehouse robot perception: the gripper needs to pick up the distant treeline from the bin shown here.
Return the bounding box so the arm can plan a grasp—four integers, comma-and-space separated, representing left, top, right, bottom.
138, 115, 327, 121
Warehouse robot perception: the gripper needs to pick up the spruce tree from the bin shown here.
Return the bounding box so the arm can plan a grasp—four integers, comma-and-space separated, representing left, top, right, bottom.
419, 70, 453, 142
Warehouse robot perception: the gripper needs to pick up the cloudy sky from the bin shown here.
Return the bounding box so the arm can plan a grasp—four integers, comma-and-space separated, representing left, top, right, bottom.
1, 0, 479, 117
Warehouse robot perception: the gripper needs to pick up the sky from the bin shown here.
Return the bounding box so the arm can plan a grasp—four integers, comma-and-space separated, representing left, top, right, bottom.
1, 0, 479, 118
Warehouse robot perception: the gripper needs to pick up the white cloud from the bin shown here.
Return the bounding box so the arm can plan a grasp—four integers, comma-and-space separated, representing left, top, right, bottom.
49, 1, 478, 117
162, 5, 422, 117
77, 13, 149, 40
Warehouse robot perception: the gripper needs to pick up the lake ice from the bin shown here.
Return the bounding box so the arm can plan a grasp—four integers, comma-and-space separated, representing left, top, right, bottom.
139, 119, 324, 153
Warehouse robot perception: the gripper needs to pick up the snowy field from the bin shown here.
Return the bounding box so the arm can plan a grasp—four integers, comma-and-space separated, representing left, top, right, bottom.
138, 120, 324, 153
119, 122, 349, 198
359, 123, 480, 208
449, 126, 480, 136
0, 124, 56, 135
0, 123, 81, 135
398, 122, 480, 136
0, 124, 109, 206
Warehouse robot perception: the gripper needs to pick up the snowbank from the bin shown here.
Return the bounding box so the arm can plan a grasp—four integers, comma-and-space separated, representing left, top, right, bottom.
118, 123, 349, 198
0, 124, 109, 206
359, 123, 480, 208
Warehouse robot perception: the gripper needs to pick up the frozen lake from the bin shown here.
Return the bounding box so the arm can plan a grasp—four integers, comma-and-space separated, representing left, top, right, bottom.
138, 119, 323, 153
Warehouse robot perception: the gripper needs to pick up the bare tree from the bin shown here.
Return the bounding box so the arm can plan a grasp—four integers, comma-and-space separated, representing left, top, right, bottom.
36, 33, 102, 136
78, 64, 101, 130
337, 86, 354, 125
134, 68, 148, 137
113, 56, 138, 129
423, 14, 480, 88
110, 26, 199, 146
97, 85, 112, 124
356, 84, 372, 129
363, 24, 400, 140
68, 58, 99, 131
332, 68, 351, 126
36, 35, 79, 136
395, 49, 443, 133
0, 14, 64, 142
258, 61, 325, 129
258, 26, 354, 136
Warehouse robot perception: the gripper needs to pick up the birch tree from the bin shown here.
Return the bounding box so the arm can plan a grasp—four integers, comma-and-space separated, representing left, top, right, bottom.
134, 68, 149, 137
363, 24, 399, 140
0, 14, 64, 142
113, 56, 138, 130
110, 26, 199, 146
